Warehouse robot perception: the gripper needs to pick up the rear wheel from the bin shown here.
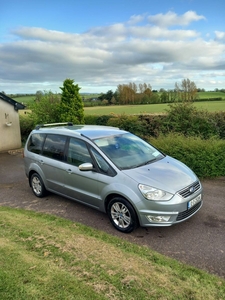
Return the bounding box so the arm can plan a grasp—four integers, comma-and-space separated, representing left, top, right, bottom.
107, 197, 139, 233
30, 173, 47, 198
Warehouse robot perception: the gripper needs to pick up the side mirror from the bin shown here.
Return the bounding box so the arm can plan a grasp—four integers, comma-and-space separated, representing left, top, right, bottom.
79, 162, 93, 171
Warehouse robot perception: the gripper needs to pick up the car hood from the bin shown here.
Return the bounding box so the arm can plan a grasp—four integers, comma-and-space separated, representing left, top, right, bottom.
122, 156, 198, 194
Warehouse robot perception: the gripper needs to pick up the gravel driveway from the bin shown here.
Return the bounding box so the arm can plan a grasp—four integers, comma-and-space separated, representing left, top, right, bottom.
0, 151, 224, 279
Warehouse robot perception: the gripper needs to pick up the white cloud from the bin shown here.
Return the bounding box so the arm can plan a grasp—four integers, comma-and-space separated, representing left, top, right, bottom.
127, 14, 146, 25
0, 11, 224, 94
147, 11, 206, 27
215, 31, 225, 42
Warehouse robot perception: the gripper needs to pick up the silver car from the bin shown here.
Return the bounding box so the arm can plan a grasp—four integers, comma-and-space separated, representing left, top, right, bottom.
24, 123, 203, 233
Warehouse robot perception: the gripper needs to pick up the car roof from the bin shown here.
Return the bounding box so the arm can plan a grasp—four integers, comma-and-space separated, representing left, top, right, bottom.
33, 124, 127, 140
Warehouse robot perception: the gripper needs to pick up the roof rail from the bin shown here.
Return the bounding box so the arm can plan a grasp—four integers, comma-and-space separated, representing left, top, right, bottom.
35, 122, 73, 130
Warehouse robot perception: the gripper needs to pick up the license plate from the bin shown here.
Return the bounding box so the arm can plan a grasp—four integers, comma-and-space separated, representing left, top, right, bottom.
188, 194, 201, 209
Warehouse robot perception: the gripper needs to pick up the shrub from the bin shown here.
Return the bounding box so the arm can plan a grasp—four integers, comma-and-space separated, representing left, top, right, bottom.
106, 114, 146, 137
212, 111, 225, 139
96, 115, 113, 125
161, 102, 219, 139
138, 114, 166, 138
19, 114, 35, 143
29, 91, 61, 124
149, 133, 225, 178
84, 115, 99, 125
84, 115, 113, 125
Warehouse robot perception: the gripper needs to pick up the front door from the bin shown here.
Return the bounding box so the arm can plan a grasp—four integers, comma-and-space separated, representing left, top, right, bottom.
63, 137, 102, 208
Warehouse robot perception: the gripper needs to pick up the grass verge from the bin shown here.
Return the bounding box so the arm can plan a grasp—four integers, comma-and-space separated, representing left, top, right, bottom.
0, 207, 224, 300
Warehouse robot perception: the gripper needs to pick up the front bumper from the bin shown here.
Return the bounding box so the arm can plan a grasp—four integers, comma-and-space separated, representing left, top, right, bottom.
137, 185, 203, 227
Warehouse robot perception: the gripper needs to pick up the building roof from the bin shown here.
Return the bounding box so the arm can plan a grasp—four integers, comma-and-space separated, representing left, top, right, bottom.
0, 92, 26, 111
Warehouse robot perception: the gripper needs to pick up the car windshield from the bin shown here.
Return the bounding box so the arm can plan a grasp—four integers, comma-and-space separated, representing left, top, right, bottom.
94, 132, 164, 170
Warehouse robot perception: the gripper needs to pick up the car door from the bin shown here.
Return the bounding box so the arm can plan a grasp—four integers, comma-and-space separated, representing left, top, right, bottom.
63, 137, 116, 209
40, 134, 67, 194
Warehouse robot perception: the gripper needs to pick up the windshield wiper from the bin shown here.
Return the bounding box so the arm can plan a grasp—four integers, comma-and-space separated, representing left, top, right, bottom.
143, 158, 158, 165
144, 155, 165, 165
121, 156, 164, 170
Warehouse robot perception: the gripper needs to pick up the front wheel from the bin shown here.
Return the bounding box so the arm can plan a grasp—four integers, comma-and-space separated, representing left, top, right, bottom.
107, 197, 139, 233
30, 173, 47, 198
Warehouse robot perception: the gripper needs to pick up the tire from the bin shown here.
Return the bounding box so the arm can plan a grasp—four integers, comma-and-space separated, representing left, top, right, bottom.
30, 173, 47, 198
107, 197, 139, 233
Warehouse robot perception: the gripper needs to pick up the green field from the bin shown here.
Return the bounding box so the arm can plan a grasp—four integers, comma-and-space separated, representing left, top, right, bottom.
197, 91, 225, 99
13, 95, 36, 105
84, 101, 225, 115
14, 92, 225, 115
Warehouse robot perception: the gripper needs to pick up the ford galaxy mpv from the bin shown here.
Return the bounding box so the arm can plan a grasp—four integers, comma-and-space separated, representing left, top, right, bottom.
24, 123, 203, 233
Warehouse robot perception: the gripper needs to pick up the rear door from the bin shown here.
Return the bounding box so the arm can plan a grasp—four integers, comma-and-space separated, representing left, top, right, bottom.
40, 134, 67, 194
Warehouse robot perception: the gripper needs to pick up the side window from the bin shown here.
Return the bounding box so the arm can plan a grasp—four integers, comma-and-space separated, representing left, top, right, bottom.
43, 134, 66, 161
67, 138, 92, 166
27, 133, 46, 154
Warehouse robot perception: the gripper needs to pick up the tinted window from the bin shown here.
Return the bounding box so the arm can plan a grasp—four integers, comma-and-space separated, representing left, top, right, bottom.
27, 133, 46, 154
43, 134, 67, 161
67, 138, 92, 166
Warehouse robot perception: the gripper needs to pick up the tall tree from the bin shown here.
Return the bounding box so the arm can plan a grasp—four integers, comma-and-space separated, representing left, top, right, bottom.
60, 79, 84, 124
175, 78, 197, 102
117, 84, 135, 104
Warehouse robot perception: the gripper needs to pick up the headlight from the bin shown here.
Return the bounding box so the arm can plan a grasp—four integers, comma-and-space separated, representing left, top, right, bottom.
138, 184, 173, 201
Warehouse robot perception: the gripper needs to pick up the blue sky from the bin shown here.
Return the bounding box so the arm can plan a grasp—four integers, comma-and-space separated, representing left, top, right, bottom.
1, 0, 225, 94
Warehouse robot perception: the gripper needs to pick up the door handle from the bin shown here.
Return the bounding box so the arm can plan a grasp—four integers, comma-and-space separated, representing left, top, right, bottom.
67, 169, 72, 174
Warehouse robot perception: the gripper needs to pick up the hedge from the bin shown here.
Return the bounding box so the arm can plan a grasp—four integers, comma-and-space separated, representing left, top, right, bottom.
149, 134, 225, 178
85, 111, 225, 140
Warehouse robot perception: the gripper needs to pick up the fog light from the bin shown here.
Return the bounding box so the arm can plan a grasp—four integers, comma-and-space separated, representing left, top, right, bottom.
146, 215, 171, 222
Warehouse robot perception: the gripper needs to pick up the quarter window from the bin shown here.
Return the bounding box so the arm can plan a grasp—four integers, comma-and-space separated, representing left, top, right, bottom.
90, 147, 111, 174
27, 133, 46, 154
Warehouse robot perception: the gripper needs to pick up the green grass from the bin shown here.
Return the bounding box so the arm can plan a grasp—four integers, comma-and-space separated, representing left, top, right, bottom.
194, 100, 225, 112
197, 91, 225, 99
85, 103, 168, 115
13, 95, 36, 105
84, 101, 225, 115
0, 206, 224, 300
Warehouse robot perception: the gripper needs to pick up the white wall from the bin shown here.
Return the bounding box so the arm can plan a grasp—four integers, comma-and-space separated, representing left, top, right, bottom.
0, 101, 22, 152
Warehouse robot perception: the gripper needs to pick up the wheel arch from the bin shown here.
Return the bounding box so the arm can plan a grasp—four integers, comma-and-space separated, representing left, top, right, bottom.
27, 163, 46, 188
104, 193, 140, 226
28, 170, 39, 187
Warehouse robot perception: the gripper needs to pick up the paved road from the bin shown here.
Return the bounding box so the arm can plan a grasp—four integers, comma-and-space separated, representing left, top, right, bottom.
0, 151, 224, 279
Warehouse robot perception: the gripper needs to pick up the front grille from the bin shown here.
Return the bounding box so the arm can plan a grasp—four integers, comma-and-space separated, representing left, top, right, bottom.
178, 181, 201, 198
176, 201, 202, 221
